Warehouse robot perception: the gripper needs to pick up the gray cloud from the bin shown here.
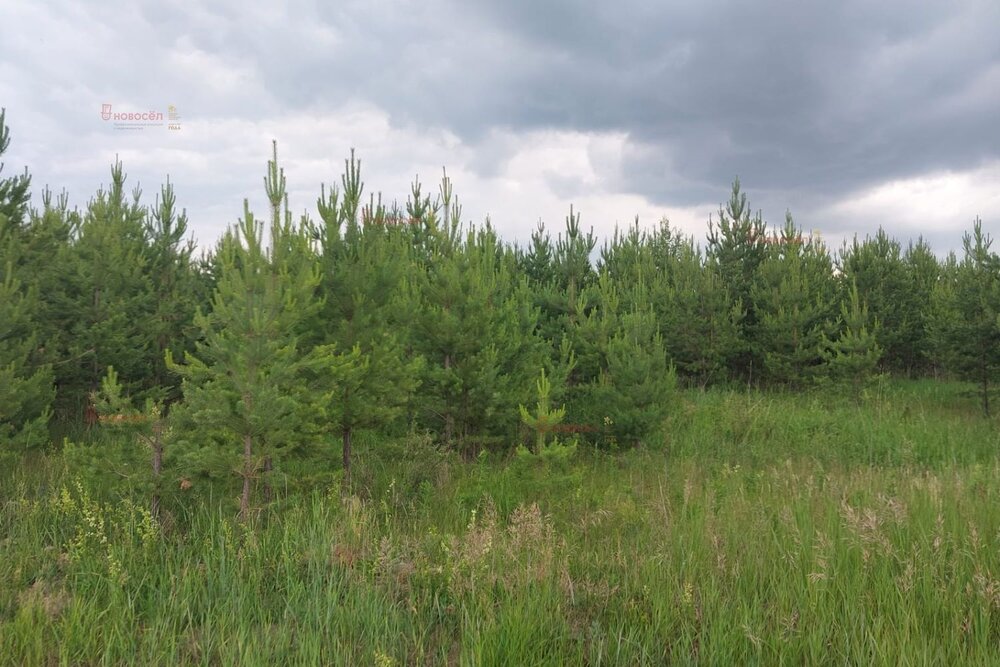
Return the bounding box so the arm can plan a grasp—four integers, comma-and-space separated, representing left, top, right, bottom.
1, 0, 997, 249
467, 1, 1000, 205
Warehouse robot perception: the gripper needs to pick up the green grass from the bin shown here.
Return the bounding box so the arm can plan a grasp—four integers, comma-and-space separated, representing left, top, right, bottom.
2, 380, 999, 665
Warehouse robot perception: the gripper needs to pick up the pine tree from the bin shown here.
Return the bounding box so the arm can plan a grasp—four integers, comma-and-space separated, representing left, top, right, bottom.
652, 236, 743, 387
416, 222, 543, 452
839, 228, 916, 374
0, 266, 54, 450
91, 366, 168, 518
518, 367, 566, 454
0, 109, 31, 241
599, 220, 652, 294
520, 220, 555, 287
144, 178, 198, 403
567, 271, 675, 446
928, 220, 1000, 415
751, 213, 837, 387
901, 238, 940, 375
706, 178, 768, 379
168, 147, 334, 519
314, 150, 422, 486
598, 308, 676, 447
535, 206, 597, 349
565, 271, 619, 428
52, 160, 154, 416
821, 281, 883, 400
405, 171, 545, 452
0, 109, 54, 450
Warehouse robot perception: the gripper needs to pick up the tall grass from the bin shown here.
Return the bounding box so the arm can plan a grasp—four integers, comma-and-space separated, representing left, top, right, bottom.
1, 381, 998, 664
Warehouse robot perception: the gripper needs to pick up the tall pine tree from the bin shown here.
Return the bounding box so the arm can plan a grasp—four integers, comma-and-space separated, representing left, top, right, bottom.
0, 109, 54, 450
314, 150, 422, 485
169, 146, 335, 518
706, 179, 769, 379
751, 214, 836, 387
928, 220, 1000, 415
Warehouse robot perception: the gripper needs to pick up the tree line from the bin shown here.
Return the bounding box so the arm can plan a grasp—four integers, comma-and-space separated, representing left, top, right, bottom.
2, 110, 998, 515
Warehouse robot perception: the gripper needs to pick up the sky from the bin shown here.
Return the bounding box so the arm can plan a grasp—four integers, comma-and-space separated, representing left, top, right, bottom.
2, 0, 998, 255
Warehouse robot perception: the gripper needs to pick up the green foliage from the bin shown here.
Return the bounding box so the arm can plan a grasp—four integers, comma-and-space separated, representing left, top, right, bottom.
598, 309, 677, 447
565, 271, 676, 447
706, 178, 768, 377
821, 281, 884, 400
91, 365, 132, 418
751, 214, 837, 387
58, 161, 155, 403
167, 146, 335, 516
0, 108, 32, 235
840, 229, 940, 375
532, 207, 597, 352
65, 369, 171, 517
927, 219, 1000, 415
0, 263, 54, 451
413, 201, 545, 453
4, 121, 993, 453
4, 114, 1000, 548
313, 151, 424, 482
144, 178, 199, 403
656, 237, 743, 386
518, 367, 567, 454
0, 109, 53, 451
901, 238, 940, 373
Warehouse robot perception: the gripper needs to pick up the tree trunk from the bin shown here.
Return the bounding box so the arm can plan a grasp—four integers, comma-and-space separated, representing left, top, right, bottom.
240, 433, 253, 520
983, 369, 990, 417
444, 353, 454, 448
262, 456, 273, 503
342, 426, 352, 492
151, 421, 163, 520
982, 348, 990, 417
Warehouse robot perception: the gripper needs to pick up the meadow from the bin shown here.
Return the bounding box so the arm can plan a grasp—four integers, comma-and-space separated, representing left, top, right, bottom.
2, 380, 999, 665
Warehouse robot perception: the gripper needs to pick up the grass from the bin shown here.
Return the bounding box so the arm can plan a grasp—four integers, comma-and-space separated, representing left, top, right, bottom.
1, 380, 999, 665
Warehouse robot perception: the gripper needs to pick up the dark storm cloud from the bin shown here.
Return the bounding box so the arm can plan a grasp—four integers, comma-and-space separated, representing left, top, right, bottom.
2, 0, 997, 247
136, 0, 998, 215
457, 1, 1000, 206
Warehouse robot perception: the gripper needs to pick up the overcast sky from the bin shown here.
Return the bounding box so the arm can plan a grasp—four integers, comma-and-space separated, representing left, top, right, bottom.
2, 0, 998, 255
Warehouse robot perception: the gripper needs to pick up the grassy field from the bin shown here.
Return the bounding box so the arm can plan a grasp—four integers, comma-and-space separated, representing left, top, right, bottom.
2, 381, 999, 665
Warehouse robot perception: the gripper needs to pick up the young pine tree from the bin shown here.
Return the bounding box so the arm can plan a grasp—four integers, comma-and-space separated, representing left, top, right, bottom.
706, 178, 768, 379
901, 238, 940, 375
568, 272, 675, 446
927, 220, 1000, 416
0, 110, 54, 450
144, 178, 198, 404
653, 237, 743, 387
598, 308, 676, 448
751, 214, 837, 388
0, 266, 54, 450
56, 160, 154, 416
91, 365, 168, 518
821, 281, 883, 400
535, 206, 597, 350
169, 147, 335, 519
314, 150, 422, 486
416, 223, 543, 452
518, 367, 567, 454
838, 229, 910, 374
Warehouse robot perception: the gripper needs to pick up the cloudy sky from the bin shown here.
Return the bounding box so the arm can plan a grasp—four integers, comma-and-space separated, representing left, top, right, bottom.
2, 0, 998, 254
